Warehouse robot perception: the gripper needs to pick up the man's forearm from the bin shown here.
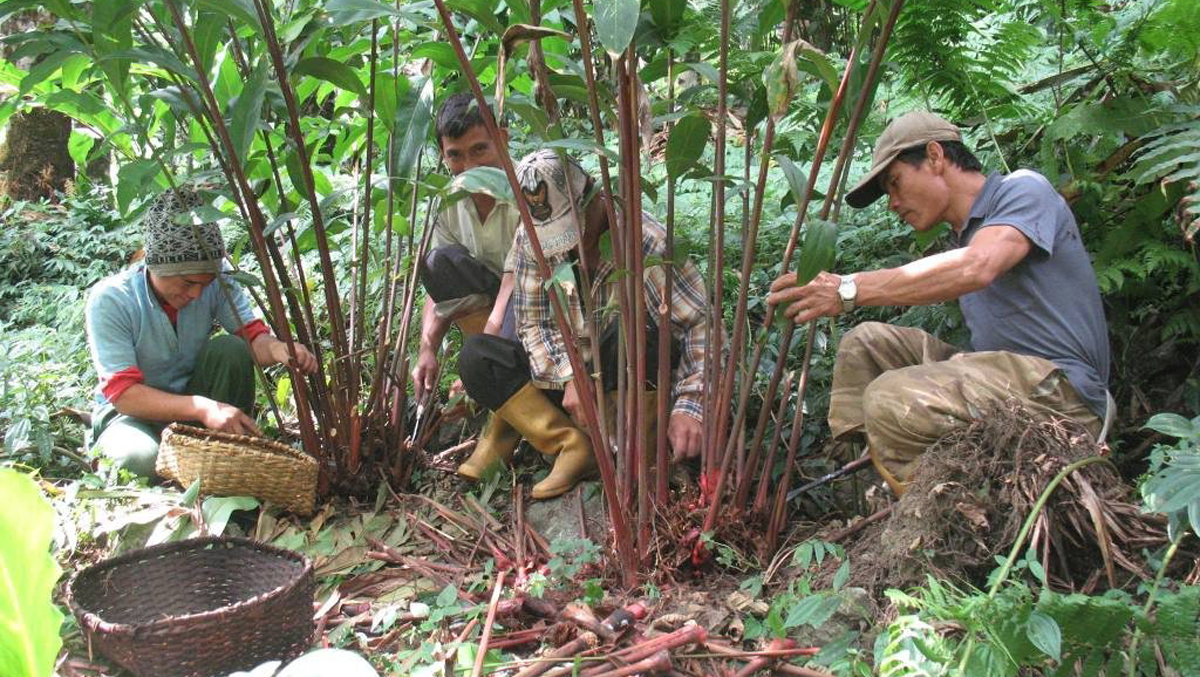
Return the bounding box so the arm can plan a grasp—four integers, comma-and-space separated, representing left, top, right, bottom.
485, 273, 515, 334
856, 248, 990, 307
419, 296, 451, 352
112, 383, 209, 423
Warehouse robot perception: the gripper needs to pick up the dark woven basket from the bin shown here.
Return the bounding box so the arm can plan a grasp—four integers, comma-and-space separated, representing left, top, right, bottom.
69, 536, 315, 677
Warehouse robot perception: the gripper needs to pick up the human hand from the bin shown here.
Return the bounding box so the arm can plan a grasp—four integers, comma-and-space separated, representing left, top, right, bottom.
269, 340, 318, 374
562, 379, 586, 427
447, 378, 465, 402
198, 398, 262, 436
767, 270, 843, 324
411, 348, 439, 401
668, 412, 703, 461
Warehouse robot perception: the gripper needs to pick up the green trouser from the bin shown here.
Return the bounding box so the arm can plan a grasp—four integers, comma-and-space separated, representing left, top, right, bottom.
90, 335, 256, 478
828, 322, 1102, 494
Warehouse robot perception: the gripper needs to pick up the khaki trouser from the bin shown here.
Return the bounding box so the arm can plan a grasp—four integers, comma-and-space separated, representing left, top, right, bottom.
829, 322, 1101, 494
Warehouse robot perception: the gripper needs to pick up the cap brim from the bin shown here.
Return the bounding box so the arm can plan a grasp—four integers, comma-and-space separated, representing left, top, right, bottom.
844, 153, 897, 209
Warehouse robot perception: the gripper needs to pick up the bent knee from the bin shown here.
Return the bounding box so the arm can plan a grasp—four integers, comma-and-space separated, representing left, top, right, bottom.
207, 334, 253, 365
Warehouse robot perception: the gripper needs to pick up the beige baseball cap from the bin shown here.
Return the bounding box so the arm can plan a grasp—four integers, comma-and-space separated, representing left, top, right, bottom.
845, 111, 962, 208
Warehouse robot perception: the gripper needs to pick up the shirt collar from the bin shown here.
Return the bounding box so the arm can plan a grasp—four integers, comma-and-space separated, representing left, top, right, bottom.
959, 172, 1004, 242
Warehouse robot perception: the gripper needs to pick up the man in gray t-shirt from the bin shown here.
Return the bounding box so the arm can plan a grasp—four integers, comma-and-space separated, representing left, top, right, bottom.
767, 111, 1110, 494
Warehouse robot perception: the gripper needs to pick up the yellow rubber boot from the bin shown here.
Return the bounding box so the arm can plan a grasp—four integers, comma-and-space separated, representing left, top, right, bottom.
457, 414, 522, 480
454, 309, 490, 336
492, 383, 594, 499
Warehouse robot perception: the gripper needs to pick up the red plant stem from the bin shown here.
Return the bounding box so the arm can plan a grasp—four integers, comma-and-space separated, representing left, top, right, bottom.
470, 572, 506, 677
161, 0, 320, 465
615, 50, 651, 558
703, 0, 732, 479
584, 625, 707, 674
587, 651, 672, 677
765, 0, 908, 554
731, 638, 796, 677
349, 19, 378, 408
750, 369, 795, 513
513, 634, 601, 677
704, 0, 801, 524
430, 0, 637, 584
250, 0, 354, 438
705, 642, 831, 677
829, 505, 892, 542
656, 49, 677, 505
562, 604, 614, 642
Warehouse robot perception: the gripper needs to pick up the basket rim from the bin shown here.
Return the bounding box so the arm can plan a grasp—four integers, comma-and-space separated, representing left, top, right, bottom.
68, 535, 313, 637
163, 423, 316, 464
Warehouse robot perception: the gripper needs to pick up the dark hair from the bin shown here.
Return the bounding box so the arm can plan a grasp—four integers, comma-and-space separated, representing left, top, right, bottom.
436, 92, 497, 146
894, 139, 983, 173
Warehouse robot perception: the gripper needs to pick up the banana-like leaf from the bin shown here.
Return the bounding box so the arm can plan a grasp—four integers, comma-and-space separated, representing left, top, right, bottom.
595, 0, 640, 57
794, 218, 838, 288
0, 469, 64, 677
229, 59, 269, 166
390, 77, 434, 184
293, 57, 367, 101
666, 114, 711, 180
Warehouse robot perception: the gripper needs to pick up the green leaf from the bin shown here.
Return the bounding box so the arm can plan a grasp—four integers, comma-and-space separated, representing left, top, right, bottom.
390, 77, 434, 184
776, 155, 809, 205
201, 495, 260, 537
594, 0, 640, 57
1144, 413, 1197, 440
665, 114, 711, 180
683, 62, 719, 84
105, 47, 197, 83
230, 271, 263, 288
445, 0, 505, 36
832, 559, 850, 591
230, 59, 270, 166
325, 0, 401, 25
436, 583, 459, 607
444, 166, 514, 204
0, 469, 64, 677
117, 160, 162, 214
542, 138, 619, 163
648, 0, 687, 37
196, 0, 263, 33
293, 57, 367, 100
67, 130, 94, 168
794, 218, 837, 287
764, 39, 828, 121
1026, 611, 1062, 662
182, 478, 203, 507
93, 0, 134, 99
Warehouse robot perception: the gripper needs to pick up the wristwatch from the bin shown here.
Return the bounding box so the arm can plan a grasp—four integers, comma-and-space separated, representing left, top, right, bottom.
837, 274, 858, 314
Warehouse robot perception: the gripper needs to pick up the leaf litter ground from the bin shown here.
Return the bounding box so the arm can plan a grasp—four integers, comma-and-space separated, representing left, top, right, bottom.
54, 402, 1198, 676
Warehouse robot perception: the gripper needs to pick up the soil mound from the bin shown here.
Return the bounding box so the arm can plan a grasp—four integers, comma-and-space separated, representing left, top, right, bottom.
840, 402, 1171, 594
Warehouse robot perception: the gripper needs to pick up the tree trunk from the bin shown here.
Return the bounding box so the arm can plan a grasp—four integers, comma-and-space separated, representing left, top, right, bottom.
0, 10, 74, 202
0, 107, 74, 201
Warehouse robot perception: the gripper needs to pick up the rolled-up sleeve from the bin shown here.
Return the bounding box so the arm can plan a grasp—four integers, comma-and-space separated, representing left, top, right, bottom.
514, 248, 574, 388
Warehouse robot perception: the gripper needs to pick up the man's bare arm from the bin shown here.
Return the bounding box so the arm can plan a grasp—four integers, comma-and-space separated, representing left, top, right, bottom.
769, 225, 1033, 322
112, 384, 261, 436
484, 272, 514, 336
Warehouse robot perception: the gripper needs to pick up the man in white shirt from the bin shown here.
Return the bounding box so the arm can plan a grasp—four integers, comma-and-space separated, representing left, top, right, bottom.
412, 93, 523, 478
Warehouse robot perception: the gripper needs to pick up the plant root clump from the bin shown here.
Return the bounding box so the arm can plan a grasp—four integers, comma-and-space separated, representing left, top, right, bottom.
838, 401, 1188, 595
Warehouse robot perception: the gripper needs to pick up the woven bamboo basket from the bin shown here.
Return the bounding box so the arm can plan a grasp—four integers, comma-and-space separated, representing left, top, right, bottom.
69, 536, 315, 677
156, 423, 317, 515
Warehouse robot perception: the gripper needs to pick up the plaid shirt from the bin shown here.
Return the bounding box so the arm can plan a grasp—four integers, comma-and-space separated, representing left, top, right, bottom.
512, 212, 709, 421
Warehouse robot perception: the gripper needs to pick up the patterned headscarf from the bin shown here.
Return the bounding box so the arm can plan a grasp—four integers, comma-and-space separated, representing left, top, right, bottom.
514, 149, 597, 258
142, 188, 225, 276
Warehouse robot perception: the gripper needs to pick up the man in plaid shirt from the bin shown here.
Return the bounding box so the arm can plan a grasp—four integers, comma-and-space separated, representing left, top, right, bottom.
456, 150, 710, 499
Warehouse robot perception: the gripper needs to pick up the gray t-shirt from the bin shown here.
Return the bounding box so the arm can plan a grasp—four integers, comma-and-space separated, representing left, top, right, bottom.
956, 170, 1110, 417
